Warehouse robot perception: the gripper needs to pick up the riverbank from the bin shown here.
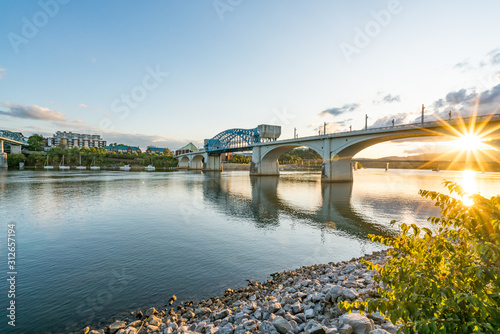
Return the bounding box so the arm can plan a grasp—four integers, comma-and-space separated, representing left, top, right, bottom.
84, 250, 397, 334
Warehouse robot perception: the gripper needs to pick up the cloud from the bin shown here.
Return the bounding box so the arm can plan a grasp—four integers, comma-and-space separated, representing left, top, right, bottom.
319, 103, 359, 117
414, 83, 500, 123
371, 113, 408, 127
78, 104, 88, 108
0, 68, 5, 79
454, 47, 500, 72
488, 49, 500, 65
0, 102, 69, 122
373, 94, 401, 104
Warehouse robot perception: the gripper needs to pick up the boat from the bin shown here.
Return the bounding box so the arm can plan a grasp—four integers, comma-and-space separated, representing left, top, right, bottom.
44, 155, 54, 169
90, 156, 100, 170
76, 155, 86, 170
119, 164, 131, 171
59, 155, 70, 170
144, 164, 155, 171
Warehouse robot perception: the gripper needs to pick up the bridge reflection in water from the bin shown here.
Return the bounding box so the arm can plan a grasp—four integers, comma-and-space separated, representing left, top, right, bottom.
199, 172, 396, 241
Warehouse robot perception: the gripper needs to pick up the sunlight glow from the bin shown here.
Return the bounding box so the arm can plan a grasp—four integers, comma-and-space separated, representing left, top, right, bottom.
461, 170, 477, 206
453, 133, 484, 152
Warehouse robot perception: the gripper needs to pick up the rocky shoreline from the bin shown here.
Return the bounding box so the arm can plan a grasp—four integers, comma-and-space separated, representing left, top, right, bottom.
84, 250, 397, 334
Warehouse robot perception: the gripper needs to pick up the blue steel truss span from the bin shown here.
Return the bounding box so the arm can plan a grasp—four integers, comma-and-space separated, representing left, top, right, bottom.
0, 130, 29, 145
204, 127, 261, 153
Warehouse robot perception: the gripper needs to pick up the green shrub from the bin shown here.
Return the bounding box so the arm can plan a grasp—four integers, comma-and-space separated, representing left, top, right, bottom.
340, 181, 500, 333
7, 153, 26, 168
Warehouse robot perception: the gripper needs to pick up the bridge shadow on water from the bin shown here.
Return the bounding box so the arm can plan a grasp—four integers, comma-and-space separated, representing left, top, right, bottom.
199, 172, 395, 241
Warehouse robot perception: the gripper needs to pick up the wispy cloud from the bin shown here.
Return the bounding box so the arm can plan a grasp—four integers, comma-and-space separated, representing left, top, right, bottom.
0, 102, 69, 122
0, 68, 5, 79
78, 104, 88, 108
373, 94, 401, 104
454, 47, 500, 72
319, 103, 359, 117
371, 113, 408, 127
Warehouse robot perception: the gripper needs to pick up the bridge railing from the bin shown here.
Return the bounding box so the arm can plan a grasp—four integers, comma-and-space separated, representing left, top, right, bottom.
271, 113, 500, 143
0, 130, 29, 145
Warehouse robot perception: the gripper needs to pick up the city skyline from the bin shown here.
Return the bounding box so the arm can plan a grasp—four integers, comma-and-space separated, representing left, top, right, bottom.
1, 0, 500, 156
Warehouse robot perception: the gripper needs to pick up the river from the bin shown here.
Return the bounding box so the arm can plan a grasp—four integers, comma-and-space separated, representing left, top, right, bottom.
1, 168, 499, 333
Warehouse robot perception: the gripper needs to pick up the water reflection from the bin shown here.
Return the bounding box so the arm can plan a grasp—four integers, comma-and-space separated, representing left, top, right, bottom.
201, 173, 394, 239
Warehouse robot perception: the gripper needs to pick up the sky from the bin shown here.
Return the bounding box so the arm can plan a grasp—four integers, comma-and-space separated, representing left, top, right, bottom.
1, 0, 499, 158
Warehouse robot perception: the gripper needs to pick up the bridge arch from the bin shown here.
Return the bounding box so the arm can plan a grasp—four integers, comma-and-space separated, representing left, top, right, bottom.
205, 128, 260, 152
178, 156, 190, 169
260, 144, 324, 175
190, 154, 205, 170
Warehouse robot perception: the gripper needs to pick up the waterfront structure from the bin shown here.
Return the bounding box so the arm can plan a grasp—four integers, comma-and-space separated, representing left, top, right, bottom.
104, 145, 142, 154
46, 131, 107, 149
0, 130, 28, 168
146, 146, 169, 155
177, 116, 500, 182
174, 142, 199, 156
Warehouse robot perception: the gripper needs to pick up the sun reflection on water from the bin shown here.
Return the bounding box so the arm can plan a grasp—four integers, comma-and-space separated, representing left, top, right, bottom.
460, 170, 477, 206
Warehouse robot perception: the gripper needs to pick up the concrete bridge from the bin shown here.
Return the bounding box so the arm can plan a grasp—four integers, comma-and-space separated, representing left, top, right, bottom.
177, 114, 500, 182
0, 130, 28, 168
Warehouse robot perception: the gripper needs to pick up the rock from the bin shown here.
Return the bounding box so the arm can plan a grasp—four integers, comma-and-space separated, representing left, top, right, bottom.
326, 285, 344, 301
305, 309, 315, 318
109, 321, 126, 334
339, 313, 374, 334
342, 289, 359, 300
380, 322, 398, 334
272, 316, 292, 334
243, 319, 257, 331
304, 320, 326, 334
135, 311, 143, 319
214, 309, 231, 320
83, 326, 90, 334
338, 324, 353, 334
129, 320, 141, 327
145, 307, 158, 317
270, 302, 282, 313
369, 330, 390, 334
367, 312, 385, 325
147, 315, 162, 327
292, 301, 302, 314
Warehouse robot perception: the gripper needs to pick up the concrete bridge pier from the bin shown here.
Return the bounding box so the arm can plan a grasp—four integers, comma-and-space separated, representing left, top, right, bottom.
250, 146, 279, 176
10, 144, 22, 154
205, 154, 222, 171
321, 157, 353, 183
0, 140, 7, 168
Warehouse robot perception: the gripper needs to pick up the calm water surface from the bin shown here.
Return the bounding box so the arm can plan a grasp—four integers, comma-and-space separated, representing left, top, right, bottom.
1, 169, 500, 333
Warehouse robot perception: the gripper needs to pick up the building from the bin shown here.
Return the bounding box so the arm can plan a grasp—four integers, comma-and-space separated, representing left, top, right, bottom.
46, 131, 107, 149
146, 146, 168, 155
104, 145, 142, 154
175, 142, 199, 156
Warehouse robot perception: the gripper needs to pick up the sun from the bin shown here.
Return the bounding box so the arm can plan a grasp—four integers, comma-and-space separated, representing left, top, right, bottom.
453, 133, 485, 152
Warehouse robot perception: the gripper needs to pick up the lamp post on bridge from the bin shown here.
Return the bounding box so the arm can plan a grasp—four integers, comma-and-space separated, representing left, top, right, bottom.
365, 114, 368, 130
324, 122, 327, 135
421, 104, 425, 124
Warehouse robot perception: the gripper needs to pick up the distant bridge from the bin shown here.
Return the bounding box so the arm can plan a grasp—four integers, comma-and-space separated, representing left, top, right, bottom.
176, 114, 500, 182
0, 130, 29, 168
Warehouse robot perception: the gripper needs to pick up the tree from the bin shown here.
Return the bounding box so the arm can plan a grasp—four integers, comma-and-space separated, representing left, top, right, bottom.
340, 182, 500, 333
7, 153, 26, 168
27, 134, 44, 151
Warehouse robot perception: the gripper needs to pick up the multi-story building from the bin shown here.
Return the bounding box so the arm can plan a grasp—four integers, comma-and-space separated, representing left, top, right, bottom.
46, 131, 107, 149
175, 142, 199, 156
